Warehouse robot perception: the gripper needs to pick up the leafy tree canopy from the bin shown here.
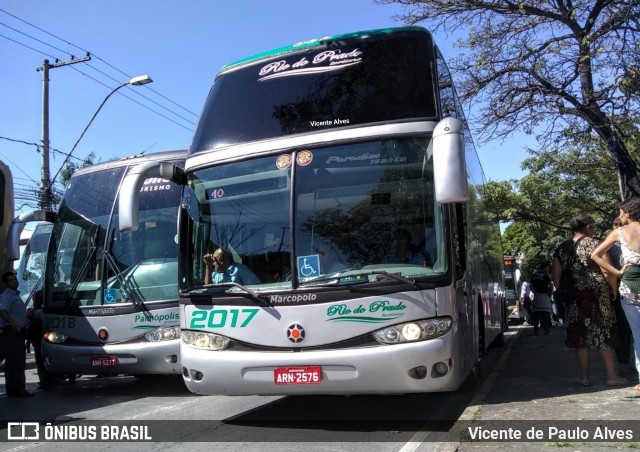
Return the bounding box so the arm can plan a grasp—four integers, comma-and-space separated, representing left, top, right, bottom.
377, 0, 640, 198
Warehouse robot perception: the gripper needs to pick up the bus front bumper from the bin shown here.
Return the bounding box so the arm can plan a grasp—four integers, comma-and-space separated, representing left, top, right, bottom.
41, 339, 181, 376
180, 334, 463, 395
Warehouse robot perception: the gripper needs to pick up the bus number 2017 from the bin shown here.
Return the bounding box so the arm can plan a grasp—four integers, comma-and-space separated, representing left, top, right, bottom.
190, 308, 258, 329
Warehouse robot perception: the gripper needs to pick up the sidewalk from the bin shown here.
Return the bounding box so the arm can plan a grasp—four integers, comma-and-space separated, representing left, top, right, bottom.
443, 323, 640, 451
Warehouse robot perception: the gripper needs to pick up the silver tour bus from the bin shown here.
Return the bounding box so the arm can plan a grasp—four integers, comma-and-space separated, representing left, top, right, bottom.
119, 27, 506, 395
10, 151, 186, 377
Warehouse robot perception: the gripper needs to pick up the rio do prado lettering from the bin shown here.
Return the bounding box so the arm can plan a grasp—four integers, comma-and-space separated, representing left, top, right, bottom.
257, 48, 364, 81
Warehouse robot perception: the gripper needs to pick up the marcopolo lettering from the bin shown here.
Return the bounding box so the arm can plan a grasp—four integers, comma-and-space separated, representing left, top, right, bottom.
269, 293, 317, 304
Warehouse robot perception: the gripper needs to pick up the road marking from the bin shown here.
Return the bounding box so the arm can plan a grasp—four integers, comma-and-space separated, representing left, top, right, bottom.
397, 326, 523, 452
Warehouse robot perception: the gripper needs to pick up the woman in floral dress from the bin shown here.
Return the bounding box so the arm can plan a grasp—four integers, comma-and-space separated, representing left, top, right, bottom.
552, 214, 627, 386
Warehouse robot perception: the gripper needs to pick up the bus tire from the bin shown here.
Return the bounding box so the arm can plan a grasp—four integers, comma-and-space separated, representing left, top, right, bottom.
460, 359, 482, 392
493, 331, 505, 348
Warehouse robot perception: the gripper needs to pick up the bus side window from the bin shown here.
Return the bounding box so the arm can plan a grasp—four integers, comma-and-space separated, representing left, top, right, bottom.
451, 203, 467, 279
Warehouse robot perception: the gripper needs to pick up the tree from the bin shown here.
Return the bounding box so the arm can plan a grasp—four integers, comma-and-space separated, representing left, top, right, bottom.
377, 0, 640, 199
59, 152, 95, 186
483, 125, 640, 270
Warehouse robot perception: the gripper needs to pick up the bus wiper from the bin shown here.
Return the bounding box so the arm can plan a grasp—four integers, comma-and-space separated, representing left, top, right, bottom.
65, 226, 99, 308
198, 282, 270, 306
103, 249, 148, 313
103, 228, 148, 314
299, 270, 419, 289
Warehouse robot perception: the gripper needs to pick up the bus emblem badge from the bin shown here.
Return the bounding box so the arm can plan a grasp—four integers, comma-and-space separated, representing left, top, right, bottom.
287, 324, 305, 343
98, 328, 109, 341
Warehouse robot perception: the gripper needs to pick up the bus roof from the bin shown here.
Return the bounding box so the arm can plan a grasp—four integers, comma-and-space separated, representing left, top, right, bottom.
70, 150, 186, 178
221, 26, 431, 73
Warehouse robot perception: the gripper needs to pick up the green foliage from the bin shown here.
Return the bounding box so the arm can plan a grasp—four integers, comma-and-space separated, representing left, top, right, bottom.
375, 0, 640, 267
377, 0, 640, 197
483, 127, 638, 270
60, 153, 95, 186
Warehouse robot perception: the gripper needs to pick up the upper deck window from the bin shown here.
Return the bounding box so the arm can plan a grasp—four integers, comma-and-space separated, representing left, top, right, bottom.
191, 30, 437, 154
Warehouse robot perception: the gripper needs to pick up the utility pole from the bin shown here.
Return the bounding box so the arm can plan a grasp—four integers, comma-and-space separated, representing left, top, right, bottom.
37, 54, 91, 211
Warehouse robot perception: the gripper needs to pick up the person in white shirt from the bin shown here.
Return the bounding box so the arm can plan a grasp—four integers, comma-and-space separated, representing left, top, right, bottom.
519, 277, 532, 325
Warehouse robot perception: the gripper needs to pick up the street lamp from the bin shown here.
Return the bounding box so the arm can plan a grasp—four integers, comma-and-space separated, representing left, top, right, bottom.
44, 74, 153, 209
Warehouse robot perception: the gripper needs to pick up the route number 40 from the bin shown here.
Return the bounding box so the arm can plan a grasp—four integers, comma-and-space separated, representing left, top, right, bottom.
189, 308, 258, 329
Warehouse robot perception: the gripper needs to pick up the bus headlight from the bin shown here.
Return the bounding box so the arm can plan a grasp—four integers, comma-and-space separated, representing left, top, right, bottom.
43, 331, 68, 344
372, 317, 452, 344
182, 330, 230, 351
145, 326, 181, 342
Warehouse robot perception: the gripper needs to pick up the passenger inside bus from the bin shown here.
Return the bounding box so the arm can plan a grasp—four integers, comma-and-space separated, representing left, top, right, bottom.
316, 241, 348, 274
383, 228, 425, 265
263, 252, 291, 282
203, 248, 260, 285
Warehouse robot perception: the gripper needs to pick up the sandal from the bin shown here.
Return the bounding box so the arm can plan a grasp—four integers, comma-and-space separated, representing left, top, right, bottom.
634, 384, 640, 394
606, 377, 630, 386
574, 378, 591, 387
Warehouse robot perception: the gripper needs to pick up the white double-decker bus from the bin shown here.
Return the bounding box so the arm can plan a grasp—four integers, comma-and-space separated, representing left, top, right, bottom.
120, 27, 506, 395
9, 150, 186, 377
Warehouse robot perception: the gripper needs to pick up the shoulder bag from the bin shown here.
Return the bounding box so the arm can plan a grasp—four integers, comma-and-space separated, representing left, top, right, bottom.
554, 238, 583, 305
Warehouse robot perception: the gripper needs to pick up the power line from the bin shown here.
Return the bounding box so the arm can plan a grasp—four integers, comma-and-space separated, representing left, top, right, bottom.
0, 147, 39, 183
0, 135, 89, 164
0, 21, 72, 58
0, 31, 196, 132
66, 64, 195, 131
0, 8, 198, 120
0, 32, 56, 59
0, 32, 196, 131
83, 62, 197, 126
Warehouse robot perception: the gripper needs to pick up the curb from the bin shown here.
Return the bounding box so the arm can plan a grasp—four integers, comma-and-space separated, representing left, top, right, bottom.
410, 326, 524, 452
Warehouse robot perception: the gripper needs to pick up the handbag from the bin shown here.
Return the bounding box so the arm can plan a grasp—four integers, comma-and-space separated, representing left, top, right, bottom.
554, 238, 583, 305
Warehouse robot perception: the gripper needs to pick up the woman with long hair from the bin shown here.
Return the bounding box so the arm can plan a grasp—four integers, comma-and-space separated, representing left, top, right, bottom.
592, 199, 640, 394
552, 214, 626, 387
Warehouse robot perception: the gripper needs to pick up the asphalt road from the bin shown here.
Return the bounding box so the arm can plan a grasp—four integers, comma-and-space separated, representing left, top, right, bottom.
0, 329, 517, 451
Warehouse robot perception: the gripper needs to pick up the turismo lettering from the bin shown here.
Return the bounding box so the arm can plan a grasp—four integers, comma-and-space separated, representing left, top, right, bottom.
139, 184, 171, 192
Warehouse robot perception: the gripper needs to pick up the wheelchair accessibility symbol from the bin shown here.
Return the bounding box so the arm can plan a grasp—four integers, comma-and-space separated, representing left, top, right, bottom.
297, 255, 320, 279
104, 288, 118, 304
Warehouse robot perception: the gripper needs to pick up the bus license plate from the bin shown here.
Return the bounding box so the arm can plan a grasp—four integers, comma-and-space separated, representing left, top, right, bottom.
91, 356, 117, 367
274, 366, 321, 385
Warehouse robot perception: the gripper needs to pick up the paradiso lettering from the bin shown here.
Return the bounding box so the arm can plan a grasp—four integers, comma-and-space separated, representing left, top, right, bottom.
257, 48, 363, 81
326, 300, 407, 323
326, 153, 407, 166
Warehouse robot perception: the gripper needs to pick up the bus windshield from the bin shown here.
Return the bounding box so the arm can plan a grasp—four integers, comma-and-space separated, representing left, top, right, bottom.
47, 165, 181, 308
16, 223, 52, 303
184, 137, 447, 292
190, 28, 437, 152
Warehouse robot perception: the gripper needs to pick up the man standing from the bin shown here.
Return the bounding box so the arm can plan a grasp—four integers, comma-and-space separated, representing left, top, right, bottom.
0, 271, 33, 397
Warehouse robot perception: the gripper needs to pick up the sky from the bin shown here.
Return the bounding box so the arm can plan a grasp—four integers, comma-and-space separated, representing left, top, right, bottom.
1, 0, 530, 219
